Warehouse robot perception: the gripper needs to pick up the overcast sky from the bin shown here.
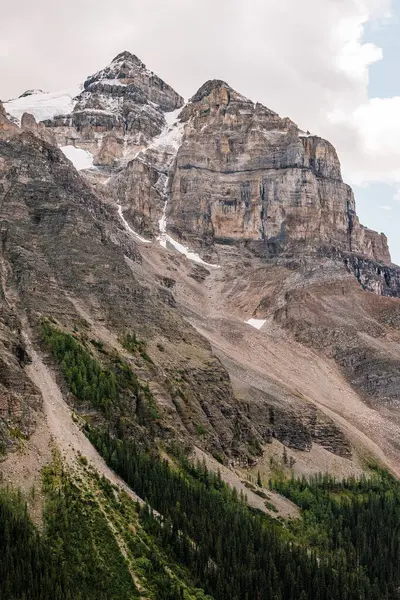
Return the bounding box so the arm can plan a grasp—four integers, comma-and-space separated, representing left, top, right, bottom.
1, 0, 399, 263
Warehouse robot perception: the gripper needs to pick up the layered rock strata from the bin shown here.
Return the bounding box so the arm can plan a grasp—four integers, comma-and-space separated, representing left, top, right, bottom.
42, 52, 184, 167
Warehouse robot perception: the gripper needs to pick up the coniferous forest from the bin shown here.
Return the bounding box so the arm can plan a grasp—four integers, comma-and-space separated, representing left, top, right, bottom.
90, 428, 400, 600
2, 323, 400, 599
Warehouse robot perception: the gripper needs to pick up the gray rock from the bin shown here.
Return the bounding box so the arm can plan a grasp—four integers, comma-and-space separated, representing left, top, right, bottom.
43, 52, 184, 168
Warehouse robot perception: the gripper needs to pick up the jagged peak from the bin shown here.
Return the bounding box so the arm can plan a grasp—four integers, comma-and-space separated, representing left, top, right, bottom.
190, 80, 236, 103
82, 51, 184, 111
110, 51, 146, 68
19, 89, 45, 99
188, 80, 282, 120
83, 51, 153, 91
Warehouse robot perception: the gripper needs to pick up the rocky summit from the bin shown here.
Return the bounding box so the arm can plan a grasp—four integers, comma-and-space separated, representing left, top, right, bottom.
2, 50, 400, 599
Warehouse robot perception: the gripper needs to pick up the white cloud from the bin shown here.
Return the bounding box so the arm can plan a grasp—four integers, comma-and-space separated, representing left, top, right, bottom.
329, 95, 400, 185
377, 204, 392, 210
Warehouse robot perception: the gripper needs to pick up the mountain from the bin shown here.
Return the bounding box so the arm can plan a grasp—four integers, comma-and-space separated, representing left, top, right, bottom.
2, 51, 400, 599
5, 51, 183, 170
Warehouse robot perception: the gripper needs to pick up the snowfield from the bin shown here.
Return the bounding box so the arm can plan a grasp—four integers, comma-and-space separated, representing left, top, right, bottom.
61, 146, 94, 171
4, 85, 82, 123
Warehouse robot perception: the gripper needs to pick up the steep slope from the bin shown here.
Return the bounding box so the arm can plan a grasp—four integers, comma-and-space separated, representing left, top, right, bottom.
2, 53, 400, 481
0, 111, 263, 466
123, 236, 400, 477
4, 51, 400, 600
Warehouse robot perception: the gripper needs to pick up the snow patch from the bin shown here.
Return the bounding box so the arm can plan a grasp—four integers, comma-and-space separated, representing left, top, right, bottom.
245, 319, 266, 330
61, 146, 94, 170
118, 205, 151, 244
95, 78, 128, 87
163, 234, 220, 268
4, 85, 82, 123
158, 202, 220, 268
149, 109, 185, 152
154, 110, 220, 268
164, 107, 182, 126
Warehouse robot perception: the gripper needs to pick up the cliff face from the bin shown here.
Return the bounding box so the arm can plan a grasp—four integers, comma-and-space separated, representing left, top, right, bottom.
0, 118, 260, 464
4, 57, 393, 268
165, 80, 390, 264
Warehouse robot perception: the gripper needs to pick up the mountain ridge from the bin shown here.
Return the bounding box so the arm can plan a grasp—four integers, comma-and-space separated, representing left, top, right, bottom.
1, 50, 400, 512
3, 49, 400, 598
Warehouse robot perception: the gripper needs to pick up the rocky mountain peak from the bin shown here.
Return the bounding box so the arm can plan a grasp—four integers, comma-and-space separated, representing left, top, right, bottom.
2, 53, 394, 276
84, 51, 149, 89
111, 50, 144, 65
7, 52, 186, 168
188, 79, 255, 110
77, 50, 184, 117
18, 89, 45, 98
190, 79, 234, 103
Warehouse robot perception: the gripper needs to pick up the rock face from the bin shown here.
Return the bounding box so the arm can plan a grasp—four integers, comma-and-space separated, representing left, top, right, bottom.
41, 52, 184, 167
108, 112, 184, 237
0, 129, 261, 464
165, 80, 390, 265
344, 254, 400, 297
0, 309, 41, 454
0, 102, 18, 136
20, 112, 57, 145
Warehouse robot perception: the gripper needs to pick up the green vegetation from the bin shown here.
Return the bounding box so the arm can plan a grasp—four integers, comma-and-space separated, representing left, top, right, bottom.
0, 487, 67, 599
264, 500, 279, 513
119, 331, 153, 363
88, 427, 400, 600
0, 462, 139, 600
32, 321, 400, 599
41, 321, 159, 431
270, 468, 400, 594
253, 488, 268, 499
8, 426, 28, 440
42, 457, 139, 600
0, 451, 214, 600
195, 423, 207, 436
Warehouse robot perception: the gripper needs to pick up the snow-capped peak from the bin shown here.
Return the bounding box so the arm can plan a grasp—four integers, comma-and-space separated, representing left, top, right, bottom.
84, 51, 153, 90
18, 89, 45, 98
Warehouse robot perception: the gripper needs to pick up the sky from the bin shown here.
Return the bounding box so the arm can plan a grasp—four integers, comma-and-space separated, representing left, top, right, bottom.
0, 0, 399, 263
